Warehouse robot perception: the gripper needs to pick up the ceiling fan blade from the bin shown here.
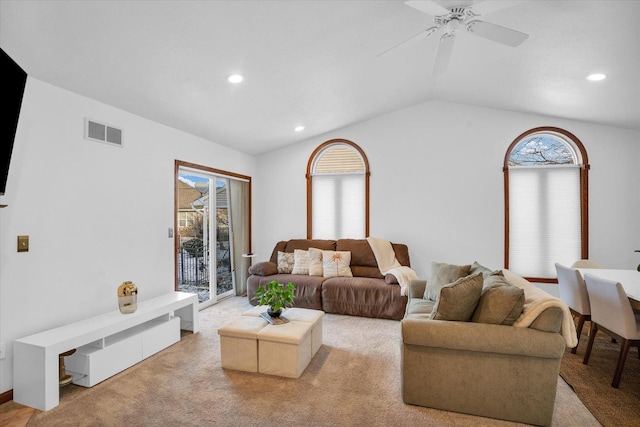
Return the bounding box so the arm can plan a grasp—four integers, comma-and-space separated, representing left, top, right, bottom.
377, 26, 439, 57
466, 20, 528, 47
405, 1, 450, 17
432, 32, 455, 75
472, 0, 528, 17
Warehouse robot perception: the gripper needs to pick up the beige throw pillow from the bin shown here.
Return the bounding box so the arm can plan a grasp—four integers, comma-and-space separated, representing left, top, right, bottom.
321, 250, 353, 278
471, 275, 525, 325
277, 251, 295, 274
430, 273, 483, 321
424, 262, 471, 301
469, 261, 499, 279
291, 249, 310, 275
308, 248, 324, 276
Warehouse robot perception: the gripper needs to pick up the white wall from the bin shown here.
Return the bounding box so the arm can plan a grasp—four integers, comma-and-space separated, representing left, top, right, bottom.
253, 100, 640, 282
0, 78, 256, 392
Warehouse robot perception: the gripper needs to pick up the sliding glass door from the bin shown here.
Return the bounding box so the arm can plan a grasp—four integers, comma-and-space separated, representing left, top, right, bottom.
213, 177, 234, 299
175, 160, 251, 308
176, 170, 233, 308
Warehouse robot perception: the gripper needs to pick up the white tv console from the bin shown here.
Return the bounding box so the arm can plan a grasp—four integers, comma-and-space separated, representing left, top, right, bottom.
13, 291, 199, 411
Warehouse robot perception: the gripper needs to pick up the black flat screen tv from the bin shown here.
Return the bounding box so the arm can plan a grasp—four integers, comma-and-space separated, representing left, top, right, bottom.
1, 47, 28, 196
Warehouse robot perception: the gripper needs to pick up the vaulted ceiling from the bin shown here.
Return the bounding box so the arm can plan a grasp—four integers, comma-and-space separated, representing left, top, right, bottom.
1, 0, 638, 155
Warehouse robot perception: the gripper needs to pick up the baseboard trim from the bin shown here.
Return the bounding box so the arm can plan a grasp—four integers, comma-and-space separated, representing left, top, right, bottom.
0, 389, 13, 405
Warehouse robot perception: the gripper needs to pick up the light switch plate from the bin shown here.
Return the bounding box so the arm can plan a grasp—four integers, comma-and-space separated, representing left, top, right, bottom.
18, 235, 29, 252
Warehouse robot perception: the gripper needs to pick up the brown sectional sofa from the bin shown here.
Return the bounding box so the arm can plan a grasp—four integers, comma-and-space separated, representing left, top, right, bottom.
247, 239, 411, 320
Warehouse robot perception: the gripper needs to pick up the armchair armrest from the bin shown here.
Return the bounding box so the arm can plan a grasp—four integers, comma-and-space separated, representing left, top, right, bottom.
248, 261, 278, 276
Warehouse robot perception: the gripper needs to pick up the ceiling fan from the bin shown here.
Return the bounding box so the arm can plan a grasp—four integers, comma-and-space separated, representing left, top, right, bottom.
381, 1, 529, 75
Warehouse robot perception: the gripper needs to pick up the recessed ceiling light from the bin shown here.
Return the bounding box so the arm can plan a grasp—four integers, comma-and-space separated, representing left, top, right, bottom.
294, 125, 305, 132
586, 73, 606, 81
227, 74, 244, 84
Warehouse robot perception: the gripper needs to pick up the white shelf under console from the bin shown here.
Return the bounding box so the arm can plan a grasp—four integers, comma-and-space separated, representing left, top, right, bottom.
66, 315, 181, 387
13, 292, 199, 411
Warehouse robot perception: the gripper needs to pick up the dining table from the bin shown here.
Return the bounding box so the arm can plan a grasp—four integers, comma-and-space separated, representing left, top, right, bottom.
577, 268, 640, 312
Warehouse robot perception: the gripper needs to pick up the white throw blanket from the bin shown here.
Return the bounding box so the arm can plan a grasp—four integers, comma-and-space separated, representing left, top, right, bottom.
503, 269, 578, 348
366, 237, 418, 296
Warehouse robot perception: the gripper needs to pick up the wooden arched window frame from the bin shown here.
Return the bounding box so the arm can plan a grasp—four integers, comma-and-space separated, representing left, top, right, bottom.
306, 139, 370, 239
504, 126, 590, 283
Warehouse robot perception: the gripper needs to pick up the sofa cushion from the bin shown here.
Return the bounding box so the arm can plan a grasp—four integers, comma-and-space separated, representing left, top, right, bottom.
248, 261, 278, 276
336, 239, 383, 278
285, 239, 336, 253
424, 262, 471, 301
406, 298, 435, 316
322, 276, 407, 320
308, 247, 324, 276
336, 239, 377, 266
350, 266, 384, 279
268, 241, 288, 263
322, 250, 353, 278
430, 273, 483, 321
484, 273, 510, 288
471, 275, 525, 325
469, 261, 499, 279
270, 239, 336, 264
247, 273, 324, 311
335, 239, 411, 279
277, 251, 295, 274
483, 269, 504, 286
291, 249, 310, 275
391, 243, 411, 267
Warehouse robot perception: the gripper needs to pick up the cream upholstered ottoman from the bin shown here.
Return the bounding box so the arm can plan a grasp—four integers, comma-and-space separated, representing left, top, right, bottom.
257, 321, 313, 378
217, 316, 267, 372
276, 308, 323, 356
242, 306, 324, 357
241, 304, 272, 317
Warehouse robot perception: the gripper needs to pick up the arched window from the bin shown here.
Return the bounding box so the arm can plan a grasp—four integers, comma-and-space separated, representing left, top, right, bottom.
306, 139, 370, 239
504, 127, 589, 282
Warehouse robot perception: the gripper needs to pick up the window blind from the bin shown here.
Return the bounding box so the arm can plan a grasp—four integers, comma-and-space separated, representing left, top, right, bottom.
508, 165, 581, 278
312, 173, 365, 239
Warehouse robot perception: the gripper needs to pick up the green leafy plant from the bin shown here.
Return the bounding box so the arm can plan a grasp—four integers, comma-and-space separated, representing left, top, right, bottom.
635, 250, 640, 272
253, 280, 296, 313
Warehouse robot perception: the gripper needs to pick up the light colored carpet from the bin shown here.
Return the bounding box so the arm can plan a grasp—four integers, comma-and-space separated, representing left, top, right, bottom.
21, 297, 599, 426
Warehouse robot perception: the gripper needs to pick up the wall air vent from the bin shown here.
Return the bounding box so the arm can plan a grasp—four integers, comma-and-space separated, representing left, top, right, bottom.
85, 118, 123, 147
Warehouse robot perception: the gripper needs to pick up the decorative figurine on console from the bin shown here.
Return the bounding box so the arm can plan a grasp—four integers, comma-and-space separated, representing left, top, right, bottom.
118, 281, 138, 314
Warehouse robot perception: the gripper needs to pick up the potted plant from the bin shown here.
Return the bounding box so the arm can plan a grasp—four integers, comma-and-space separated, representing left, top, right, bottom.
252, 280, 296, 318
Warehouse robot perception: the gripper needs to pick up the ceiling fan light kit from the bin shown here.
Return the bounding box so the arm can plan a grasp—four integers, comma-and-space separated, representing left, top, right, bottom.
394, 1, 530, 75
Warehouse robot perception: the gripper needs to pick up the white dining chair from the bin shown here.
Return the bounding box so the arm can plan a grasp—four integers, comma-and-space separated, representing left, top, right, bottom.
571, 259, 604, 269
582, 273, 640, 388
555, 263, 590, 354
